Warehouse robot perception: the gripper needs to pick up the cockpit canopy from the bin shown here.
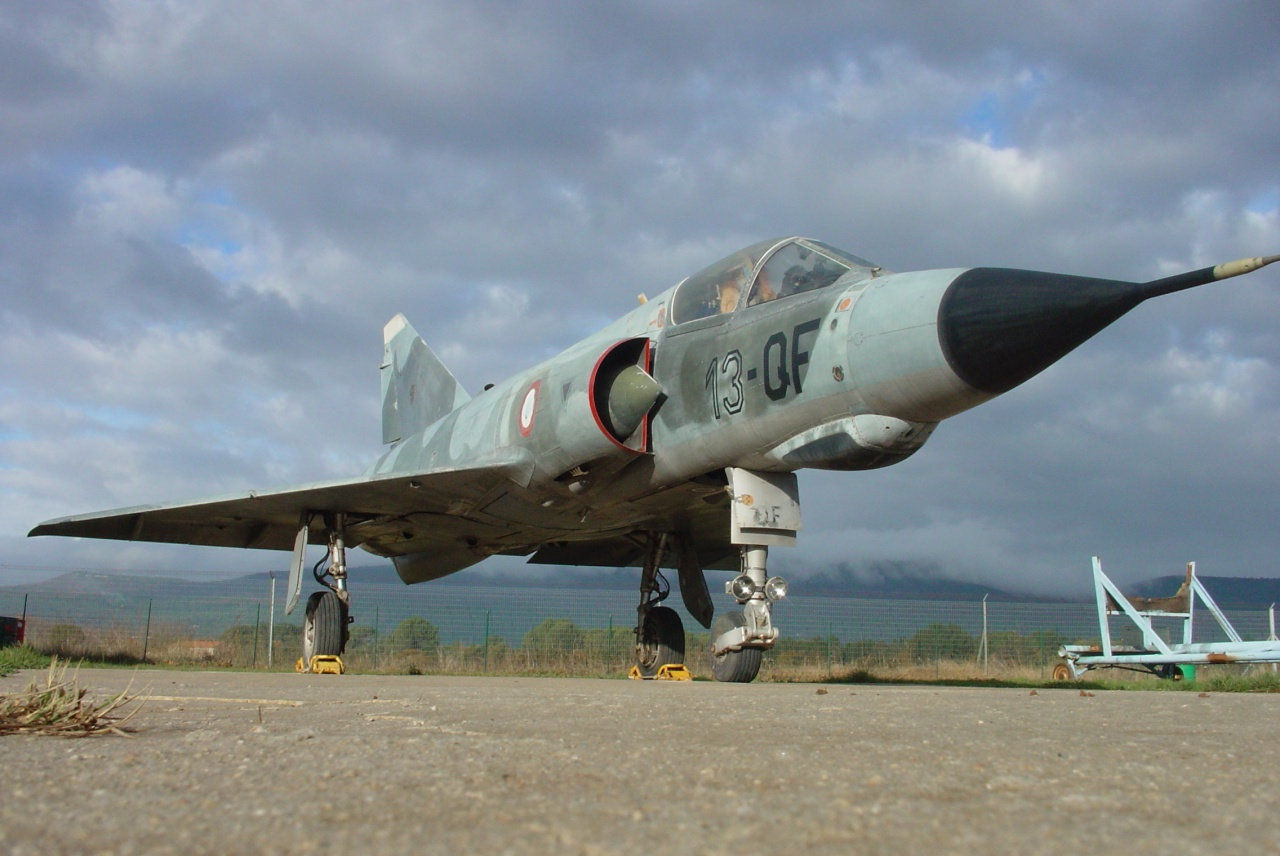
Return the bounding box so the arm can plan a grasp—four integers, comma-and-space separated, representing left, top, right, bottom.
670, 237, 879, 325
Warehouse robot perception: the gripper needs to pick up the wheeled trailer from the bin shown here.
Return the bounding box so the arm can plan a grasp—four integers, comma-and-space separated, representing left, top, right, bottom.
1055, 556, 1280, 680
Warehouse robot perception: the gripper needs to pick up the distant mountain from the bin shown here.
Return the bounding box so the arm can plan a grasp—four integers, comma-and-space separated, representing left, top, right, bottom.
340, 561, 1034, 600
789, 561, 1027, 600
1, 561, 1035, 602
11, 557, 1274, 608
1, 570, 260, 599
1126, 575, 1280, 610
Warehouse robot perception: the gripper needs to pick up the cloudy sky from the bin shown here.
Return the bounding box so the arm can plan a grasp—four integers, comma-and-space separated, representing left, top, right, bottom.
2, 1, 1277, 595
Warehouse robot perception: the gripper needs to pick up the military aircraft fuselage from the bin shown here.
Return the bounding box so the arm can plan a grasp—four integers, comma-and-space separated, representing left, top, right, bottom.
358, 238, 1277, 585
381, 262, 954, 487
368, 247, 952, 568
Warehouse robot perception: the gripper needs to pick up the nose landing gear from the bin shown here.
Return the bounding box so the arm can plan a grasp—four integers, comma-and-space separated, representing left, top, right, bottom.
708, 545, 788, 683
705, 468, 798, 682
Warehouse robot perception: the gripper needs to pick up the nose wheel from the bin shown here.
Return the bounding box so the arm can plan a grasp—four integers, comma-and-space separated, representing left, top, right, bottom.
708, 610, 762, 683
707, 545, 787, 683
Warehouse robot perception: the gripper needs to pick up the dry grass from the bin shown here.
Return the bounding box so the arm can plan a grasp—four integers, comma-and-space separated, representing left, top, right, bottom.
762, 657, 1063, 684
0, 658, 144, 737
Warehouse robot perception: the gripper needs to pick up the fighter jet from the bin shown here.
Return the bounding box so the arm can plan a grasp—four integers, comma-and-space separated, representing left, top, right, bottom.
29, 237, 1278, 681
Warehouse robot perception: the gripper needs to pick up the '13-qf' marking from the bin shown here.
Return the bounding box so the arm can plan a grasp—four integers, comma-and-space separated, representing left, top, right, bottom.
705, 318, 821, 418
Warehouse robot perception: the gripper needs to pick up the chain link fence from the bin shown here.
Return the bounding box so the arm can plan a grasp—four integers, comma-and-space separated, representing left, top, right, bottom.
2, 581, 1274, 679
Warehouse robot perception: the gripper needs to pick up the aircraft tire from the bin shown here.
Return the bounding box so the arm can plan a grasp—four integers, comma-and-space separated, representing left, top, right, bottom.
304, 590, 348, 659
709, 610, 763, 683
636, 605, 685, 677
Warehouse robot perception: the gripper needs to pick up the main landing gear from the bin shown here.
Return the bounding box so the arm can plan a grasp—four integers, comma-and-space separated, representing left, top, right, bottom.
293, 512, 352, 673
634, 534, 688, 678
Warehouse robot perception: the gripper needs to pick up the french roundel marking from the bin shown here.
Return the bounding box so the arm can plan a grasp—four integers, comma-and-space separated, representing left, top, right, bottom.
518, 382, 540, 437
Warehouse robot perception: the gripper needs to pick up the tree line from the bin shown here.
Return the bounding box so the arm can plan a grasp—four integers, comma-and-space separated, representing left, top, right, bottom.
21, 616, 1067, 673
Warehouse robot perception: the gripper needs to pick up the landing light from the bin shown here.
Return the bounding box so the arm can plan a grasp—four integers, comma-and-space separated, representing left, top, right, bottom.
764, 576, 789, 601
729, 574, 755, 601
727, 574, 789, 602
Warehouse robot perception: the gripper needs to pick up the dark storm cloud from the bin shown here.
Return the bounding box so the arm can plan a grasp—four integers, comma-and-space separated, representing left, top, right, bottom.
1, 1, 1277, 591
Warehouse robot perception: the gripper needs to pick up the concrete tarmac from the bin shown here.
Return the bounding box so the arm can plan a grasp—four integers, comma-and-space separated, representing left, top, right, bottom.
1, 668, 1276, 854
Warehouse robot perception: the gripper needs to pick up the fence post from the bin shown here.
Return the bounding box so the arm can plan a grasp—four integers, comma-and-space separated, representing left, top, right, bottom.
142, 598, 153, 662
267, 573, 276, 669
979, 594, 989, 675
827, 620, 833, 676
252, 603, 261, 668
483, 610, 491, 672
373, 605, 380, 670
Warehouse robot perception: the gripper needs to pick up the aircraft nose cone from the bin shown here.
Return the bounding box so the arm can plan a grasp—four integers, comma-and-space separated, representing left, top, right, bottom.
937, 268, 1144, 395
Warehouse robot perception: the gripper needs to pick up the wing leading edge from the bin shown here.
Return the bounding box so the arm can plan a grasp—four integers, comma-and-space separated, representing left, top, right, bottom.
28, 451, 536, 555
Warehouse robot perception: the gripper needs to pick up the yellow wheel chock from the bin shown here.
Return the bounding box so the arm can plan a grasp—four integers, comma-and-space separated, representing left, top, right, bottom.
296, 655, 345, 674
628, 663, 692, 681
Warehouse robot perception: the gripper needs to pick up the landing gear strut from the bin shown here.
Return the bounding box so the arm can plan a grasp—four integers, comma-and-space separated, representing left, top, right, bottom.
634, 533, 685, 677
709, 545, 787, 683
297, 512, 352, 672
703, 468, 798, 681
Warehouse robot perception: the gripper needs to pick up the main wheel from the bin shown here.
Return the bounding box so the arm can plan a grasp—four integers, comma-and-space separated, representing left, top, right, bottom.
302, 590, 348, 664
709, 610, 763, 683
635, 605, 685, 677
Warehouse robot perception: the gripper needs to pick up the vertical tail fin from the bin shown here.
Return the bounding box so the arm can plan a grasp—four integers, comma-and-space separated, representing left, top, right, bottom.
381, 314, 471, 445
